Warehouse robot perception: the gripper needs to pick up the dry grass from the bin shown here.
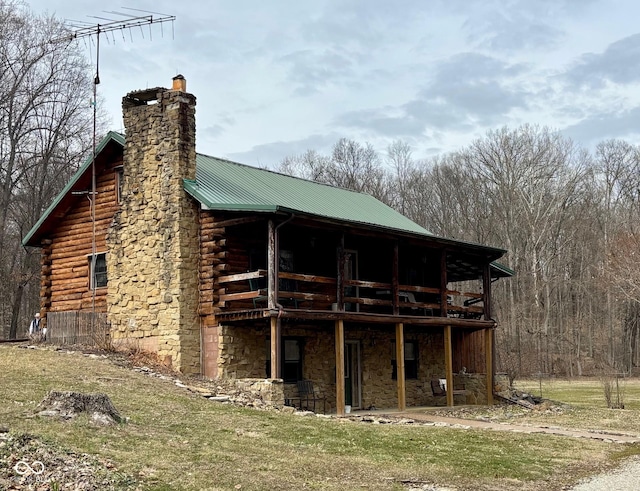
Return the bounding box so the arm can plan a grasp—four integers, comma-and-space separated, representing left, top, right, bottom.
511, 378, 640, 434
1, 345, 638, 490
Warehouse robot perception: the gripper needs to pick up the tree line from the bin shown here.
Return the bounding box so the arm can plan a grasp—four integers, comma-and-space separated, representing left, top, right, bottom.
3, 2, 639, 380
0, 0, 96, 338
277, 130, 640, 378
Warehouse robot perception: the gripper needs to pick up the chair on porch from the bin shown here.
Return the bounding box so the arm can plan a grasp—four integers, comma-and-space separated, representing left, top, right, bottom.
296, 379, 326, 413
249, 277, 300, 308
249, 278, 268, 308
431, 378, 467, 403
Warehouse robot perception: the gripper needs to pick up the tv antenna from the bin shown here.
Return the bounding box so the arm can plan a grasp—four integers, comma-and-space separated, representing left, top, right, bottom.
57, 8, 176, 325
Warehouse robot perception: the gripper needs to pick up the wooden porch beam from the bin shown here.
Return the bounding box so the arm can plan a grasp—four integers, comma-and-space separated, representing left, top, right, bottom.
211, 216, 264, 228
485, 327, 494, 405
483, 263, 494, 405
335, 319, 345, 416
218, 270, 266, 283
395, 322, 406, 411
268, 220, 277, 310
483, 262, 492, 320
392, 242, 400, 316
444, 325, 454, 407
217, 308, 498, 328
440, 250, 448, 317
336, 234, 345, 311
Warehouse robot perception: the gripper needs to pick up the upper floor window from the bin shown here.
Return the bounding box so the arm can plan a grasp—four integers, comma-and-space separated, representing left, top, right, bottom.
89, 253, 107, 289
115, 166, 124, 204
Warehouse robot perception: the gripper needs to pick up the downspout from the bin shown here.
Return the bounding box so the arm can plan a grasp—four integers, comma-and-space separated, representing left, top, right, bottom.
270, 213, 295, 381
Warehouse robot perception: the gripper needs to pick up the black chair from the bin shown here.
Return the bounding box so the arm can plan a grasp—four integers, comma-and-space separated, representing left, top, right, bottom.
296, 380, 326, 413
249, 278, 268, 308
249, 276, 299, 308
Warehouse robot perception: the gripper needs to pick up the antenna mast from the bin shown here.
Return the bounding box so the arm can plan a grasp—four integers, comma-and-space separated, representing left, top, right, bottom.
60, 9, 176, 330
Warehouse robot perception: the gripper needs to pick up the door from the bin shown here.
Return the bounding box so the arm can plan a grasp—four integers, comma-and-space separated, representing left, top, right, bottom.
345, 340, 362, 409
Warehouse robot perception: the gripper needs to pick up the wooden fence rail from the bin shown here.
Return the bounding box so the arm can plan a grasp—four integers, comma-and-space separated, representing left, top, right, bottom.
47, 311, 109, 347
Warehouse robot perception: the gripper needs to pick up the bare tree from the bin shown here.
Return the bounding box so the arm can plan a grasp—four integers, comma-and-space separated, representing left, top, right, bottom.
277, 138, 393, 204
0, 0, 96, 338
276, 129, 640, 377
278, 149, 331, 182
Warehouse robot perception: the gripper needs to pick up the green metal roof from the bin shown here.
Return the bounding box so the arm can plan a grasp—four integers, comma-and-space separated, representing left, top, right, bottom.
23, 132, 509, 264
184, 154, 431, 236
490, 261, 515, 278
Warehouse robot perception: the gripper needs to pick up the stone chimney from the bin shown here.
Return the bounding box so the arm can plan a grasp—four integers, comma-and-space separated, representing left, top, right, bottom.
106, 76, 201, 374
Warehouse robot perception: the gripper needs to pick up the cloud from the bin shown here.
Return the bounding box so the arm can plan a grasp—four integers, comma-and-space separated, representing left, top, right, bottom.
465, 10, 563, 52
335, 107, 426, 137
562, 106, 640, 146
278, 48, 357, 96
566, 33, 640, 88
334, 53, 530, 137
224, 133, 342, 168
203, 113, 236, 138
299, 0, 427, 46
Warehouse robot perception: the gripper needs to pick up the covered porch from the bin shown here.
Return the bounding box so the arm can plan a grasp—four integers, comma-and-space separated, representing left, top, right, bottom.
215, 312, 496, 415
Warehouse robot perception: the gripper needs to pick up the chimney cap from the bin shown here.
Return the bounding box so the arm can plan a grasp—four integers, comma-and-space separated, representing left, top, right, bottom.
172, 74, 187, 92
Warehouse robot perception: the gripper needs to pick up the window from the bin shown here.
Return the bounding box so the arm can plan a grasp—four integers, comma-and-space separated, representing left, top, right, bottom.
391, 340, 418, 379
89, 253, 107, 289
266, 337, 304, 382
115, 166, 124, 203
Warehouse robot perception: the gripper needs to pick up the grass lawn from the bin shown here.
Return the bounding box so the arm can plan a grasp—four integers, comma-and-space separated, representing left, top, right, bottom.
511, 377, 640, 434
1, 345, 639, 490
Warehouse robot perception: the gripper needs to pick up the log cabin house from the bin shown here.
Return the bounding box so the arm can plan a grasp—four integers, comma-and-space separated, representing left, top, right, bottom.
23, 76, 512, 415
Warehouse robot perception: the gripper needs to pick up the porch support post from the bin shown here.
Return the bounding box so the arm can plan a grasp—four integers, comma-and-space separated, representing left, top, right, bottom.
444, 324, 454, 407
483, 262, 494, 405
482, 262, 492, 320
335, 319, 345, 416
336, 234, 345, 311
440, 249, 448, 317
270, 316, 281, 379
485, 328, 494, 405
267, 219, 277, 310
395, 322, 406, 411
392, 242, 400, 316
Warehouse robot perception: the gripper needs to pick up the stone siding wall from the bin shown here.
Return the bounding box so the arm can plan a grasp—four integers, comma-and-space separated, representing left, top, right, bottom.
106, 84, 201, 374
217, 322, 465, 411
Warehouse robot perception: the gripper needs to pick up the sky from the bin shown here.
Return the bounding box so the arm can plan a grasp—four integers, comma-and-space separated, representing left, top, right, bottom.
25, 0, 640, 168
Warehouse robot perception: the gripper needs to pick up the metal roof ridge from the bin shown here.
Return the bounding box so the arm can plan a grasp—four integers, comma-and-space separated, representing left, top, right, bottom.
195, 152, 380, 196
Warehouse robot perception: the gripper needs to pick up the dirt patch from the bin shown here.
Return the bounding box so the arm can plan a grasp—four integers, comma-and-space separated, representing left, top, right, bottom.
0, 432, 136, 490
376, 410, 640, 444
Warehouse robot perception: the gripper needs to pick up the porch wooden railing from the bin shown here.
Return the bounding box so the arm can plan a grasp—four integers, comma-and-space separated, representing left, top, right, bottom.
218, 270, 484, 319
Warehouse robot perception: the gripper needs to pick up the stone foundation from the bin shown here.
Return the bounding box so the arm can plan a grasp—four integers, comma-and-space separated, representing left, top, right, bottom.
214, 322, 490, 412
233, 378, 285, 406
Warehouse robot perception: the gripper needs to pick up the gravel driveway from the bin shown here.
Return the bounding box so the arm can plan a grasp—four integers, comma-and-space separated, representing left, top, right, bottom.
568, 456, 640, 490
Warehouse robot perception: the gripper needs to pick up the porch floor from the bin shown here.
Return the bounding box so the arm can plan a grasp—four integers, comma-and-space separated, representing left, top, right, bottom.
348, 405, 476, 417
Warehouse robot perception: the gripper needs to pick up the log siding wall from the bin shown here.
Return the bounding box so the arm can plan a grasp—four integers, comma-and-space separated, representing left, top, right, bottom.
41, 157, 122, 316
199, 212, 228, 378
